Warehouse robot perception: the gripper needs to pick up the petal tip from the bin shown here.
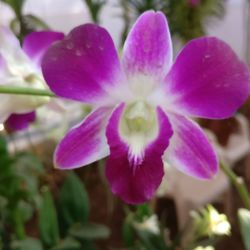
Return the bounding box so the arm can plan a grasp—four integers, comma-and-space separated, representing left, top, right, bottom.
166, 36, 250, 119
194, 157, 219, 180
110, 184, 153, 205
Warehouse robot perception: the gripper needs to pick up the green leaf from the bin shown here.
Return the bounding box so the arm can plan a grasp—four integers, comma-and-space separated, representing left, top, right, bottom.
136, 231, 169, 250
80, 240, 98, 250
0, 136, 12, 174
38, 187, 59, 248
135, 204, 152, 221
122, 216, 135, 247
69, 223, 110, 240
22, 14, 50, 31
16, 200, 33, 223
52, 237, 81, 250
11, 237, 43, 250
83, 0, 106, 23
238, 208, 250, 250
58, 172, 89, 231
13, 153, 44, 207
2, 0, 25, 15
0, 196, 8, 209
0, 136, 8, 155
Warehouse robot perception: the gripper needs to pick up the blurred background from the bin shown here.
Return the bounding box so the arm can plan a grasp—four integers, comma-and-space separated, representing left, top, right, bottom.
0, 0, 250, 250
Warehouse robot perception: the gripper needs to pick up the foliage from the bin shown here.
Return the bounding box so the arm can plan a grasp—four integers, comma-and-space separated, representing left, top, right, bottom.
122, 204, 170, 250
83, 0, 106, 23
38, 172, 110, 250
1, 0, 49, 40
0, 137, 110, 249
11, 237, 43, 250
163, 0, 225, 43
0, 136, 44, 248
58, 172, 89, 234
122, 204, 231, 250
0, 137, 43, 249
39, 187, 60, 248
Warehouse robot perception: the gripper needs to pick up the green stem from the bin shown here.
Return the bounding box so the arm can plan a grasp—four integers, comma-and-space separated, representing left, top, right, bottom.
0, 86, 55, 97
220, 162, 250, 210
13, 209, 26, 240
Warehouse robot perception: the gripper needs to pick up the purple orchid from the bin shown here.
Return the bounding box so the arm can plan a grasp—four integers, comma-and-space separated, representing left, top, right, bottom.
0, 27, 64, 123
5, 111, 36, 131
42, 11, 250, 204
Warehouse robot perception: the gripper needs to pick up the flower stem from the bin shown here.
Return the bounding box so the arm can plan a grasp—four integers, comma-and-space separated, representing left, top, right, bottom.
0, 86, 55, 97
220, 162, 250, 210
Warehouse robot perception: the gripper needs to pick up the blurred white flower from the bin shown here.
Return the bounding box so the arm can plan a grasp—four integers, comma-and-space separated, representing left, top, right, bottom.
191, 205, 231, 238
133, 215, 160, 235
208, 206, 231, 236
193, 246, 215, 250
0, 26, 63, 123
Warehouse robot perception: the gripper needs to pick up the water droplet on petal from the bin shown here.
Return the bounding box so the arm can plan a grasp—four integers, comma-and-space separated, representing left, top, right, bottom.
86, 43, 91, 49
75, 49, 83, 56
66, 42, 74, 50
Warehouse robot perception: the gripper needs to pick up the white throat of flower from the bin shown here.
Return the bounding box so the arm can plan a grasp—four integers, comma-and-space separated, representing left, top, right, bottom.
0, 44, 49, 115
119, 100, 158, 167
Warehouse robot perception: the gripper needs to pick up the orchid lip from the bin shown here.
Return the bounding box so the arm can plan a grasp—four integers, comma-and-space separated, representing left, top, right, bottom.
119, 101, 159, 168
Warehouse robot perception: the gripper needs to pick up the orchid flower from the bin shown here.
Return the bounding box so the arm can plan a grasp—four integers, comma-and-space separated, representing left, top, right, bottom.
4, 111, 36, 131
0, 27, 64, 123
42, 11, 250, 204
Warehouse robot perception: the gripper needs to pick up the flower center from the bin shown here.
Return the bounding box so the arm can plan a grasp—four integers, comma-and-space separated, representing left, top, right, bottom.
119, 101, 158, 166
128, 74, 157, 101
124, 101, 155, 132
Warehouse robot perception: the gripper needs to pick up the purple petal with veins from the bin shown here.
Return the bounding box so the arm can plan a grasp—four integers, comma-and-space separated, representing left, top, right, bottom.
164, 113, 218, 179
164, 37, 250, 119
122, 10, 172, 80
42, 24, 122, 105
55, 107, 112, 169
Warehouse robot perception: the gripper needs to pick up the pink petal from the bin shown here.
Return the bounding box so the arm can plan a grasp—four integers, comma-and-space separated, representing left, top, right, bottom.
105, 104, 173, 204
165, 37, 250, 119
54, 107, 112, 169
22, 31, 64, 66
164, 113, 218, 179
42, 24, 122, 105
122, 11, 172, 80
5, 111, 36, 131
